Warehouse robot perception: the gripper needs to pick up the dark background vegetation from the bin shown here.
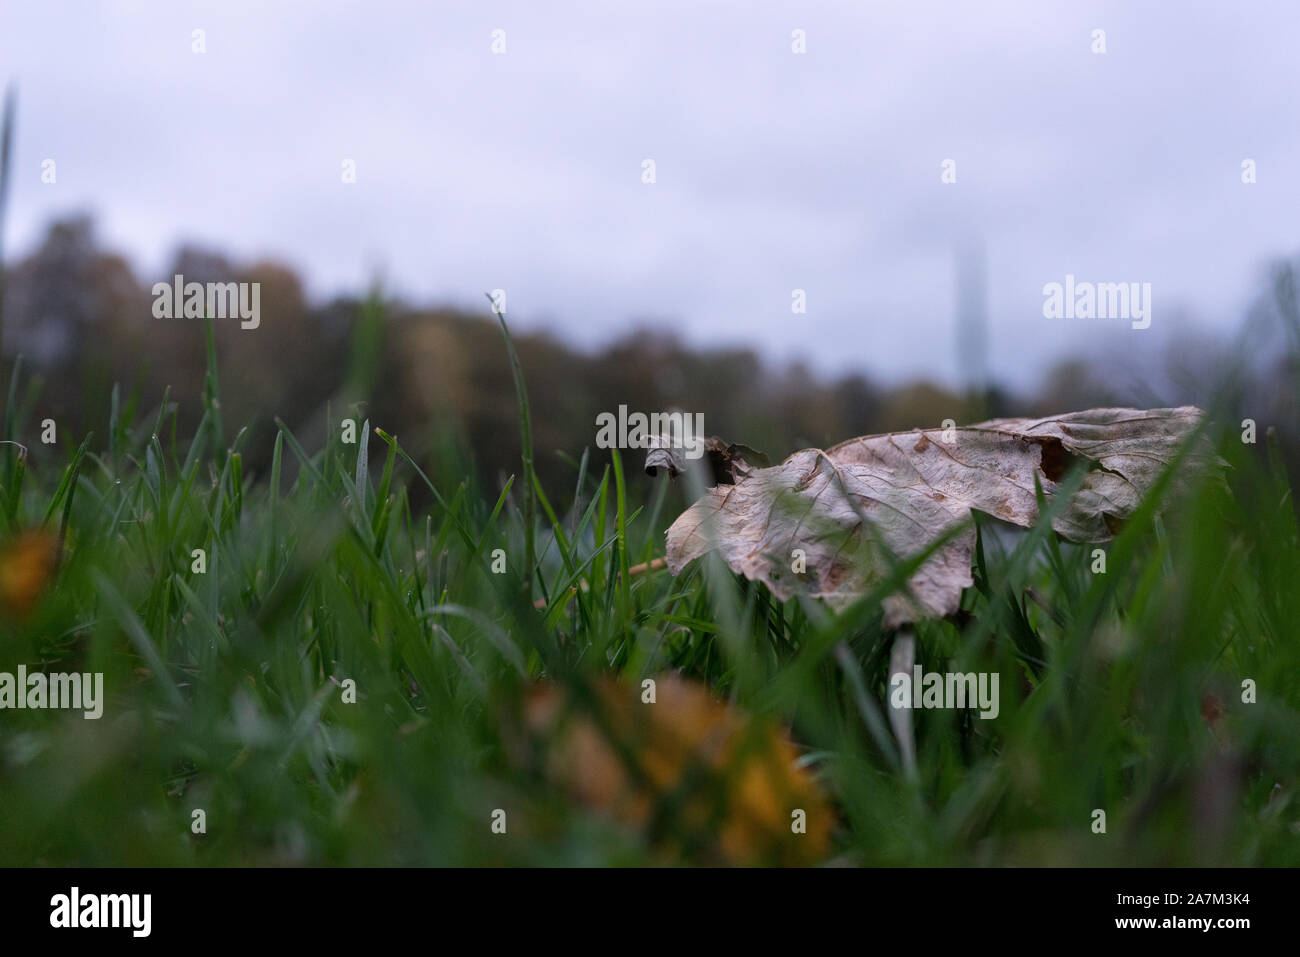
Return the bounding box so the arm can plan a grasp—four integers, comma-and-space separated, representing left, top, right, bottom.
5, 214, 1299, 500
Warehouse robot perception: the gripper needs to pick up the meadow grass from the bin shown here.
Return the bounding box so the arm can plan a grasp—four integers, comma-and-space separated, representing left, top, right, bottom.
0, 315, 1297, 867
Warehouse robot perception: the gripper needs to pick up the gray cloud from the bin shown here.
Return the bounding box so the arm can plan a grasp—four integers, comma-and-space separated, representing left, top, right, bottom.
1, 0, 1296, 389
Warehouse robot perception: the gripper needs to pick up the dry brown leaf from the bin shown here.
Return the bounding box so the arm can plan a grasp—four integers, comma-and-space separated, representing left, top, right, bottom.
524, 675, 832, 865
656, 407, 1206, 627
645, 435, 770, 485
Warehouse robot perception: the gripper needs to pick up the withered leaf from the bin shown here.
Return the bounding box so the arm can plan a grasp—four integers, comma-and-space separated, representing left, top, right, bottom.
645, 435, 770, 485
655, 407, 1206, 628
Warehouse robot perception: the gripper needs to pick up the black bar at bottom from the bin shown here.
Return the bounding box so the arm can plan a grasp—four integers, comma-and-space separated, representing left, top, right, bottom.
0, 866, 1282, 943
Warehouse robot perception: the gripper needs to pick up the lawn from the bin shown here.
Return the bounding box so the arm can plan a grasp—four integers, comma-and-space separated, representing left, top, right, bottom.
0, 317, 1297, 867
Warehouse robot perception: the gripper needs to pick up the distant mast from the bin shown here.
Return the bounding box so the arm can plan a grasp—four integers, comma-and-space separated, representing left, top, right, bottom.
955, 239, 989, 417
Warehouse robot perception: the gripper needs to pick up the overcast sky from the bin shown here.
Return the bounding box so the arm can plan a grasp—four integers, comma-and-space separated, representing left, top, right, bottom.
1, 0, 1297, 390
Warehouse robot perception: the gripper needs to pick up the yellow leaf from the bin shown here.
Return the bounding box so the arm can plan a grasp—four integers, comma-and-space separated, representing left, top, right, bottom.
0, 531, 59, 621
525, 675, 833, 865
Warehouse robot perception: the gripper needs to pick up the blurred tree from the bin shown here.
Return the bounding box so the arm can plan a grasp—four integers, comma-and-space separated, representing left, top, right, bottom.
5, 211, 1295, 506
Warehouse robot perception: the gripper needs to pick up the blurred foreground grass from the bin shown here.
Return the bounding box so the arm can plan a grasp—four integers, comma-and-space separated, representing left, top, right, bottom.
0, 316, 1297, 867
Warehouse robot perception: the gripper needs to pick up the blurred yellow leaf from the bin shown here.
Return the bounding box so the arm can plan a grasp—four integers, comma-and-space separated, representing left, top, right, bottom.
525, 675, 832, 865
0, 530, 59, 620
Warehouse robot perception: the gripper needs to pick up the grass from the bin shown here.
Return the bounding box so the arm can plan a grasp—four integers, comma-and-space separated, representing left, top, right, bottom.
0, 312, 1297, 867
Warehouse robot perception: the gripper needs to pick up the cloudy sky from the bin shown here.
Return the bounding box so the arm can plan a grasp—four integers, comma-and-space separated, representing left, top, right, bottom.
1, 0, 1297, 389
